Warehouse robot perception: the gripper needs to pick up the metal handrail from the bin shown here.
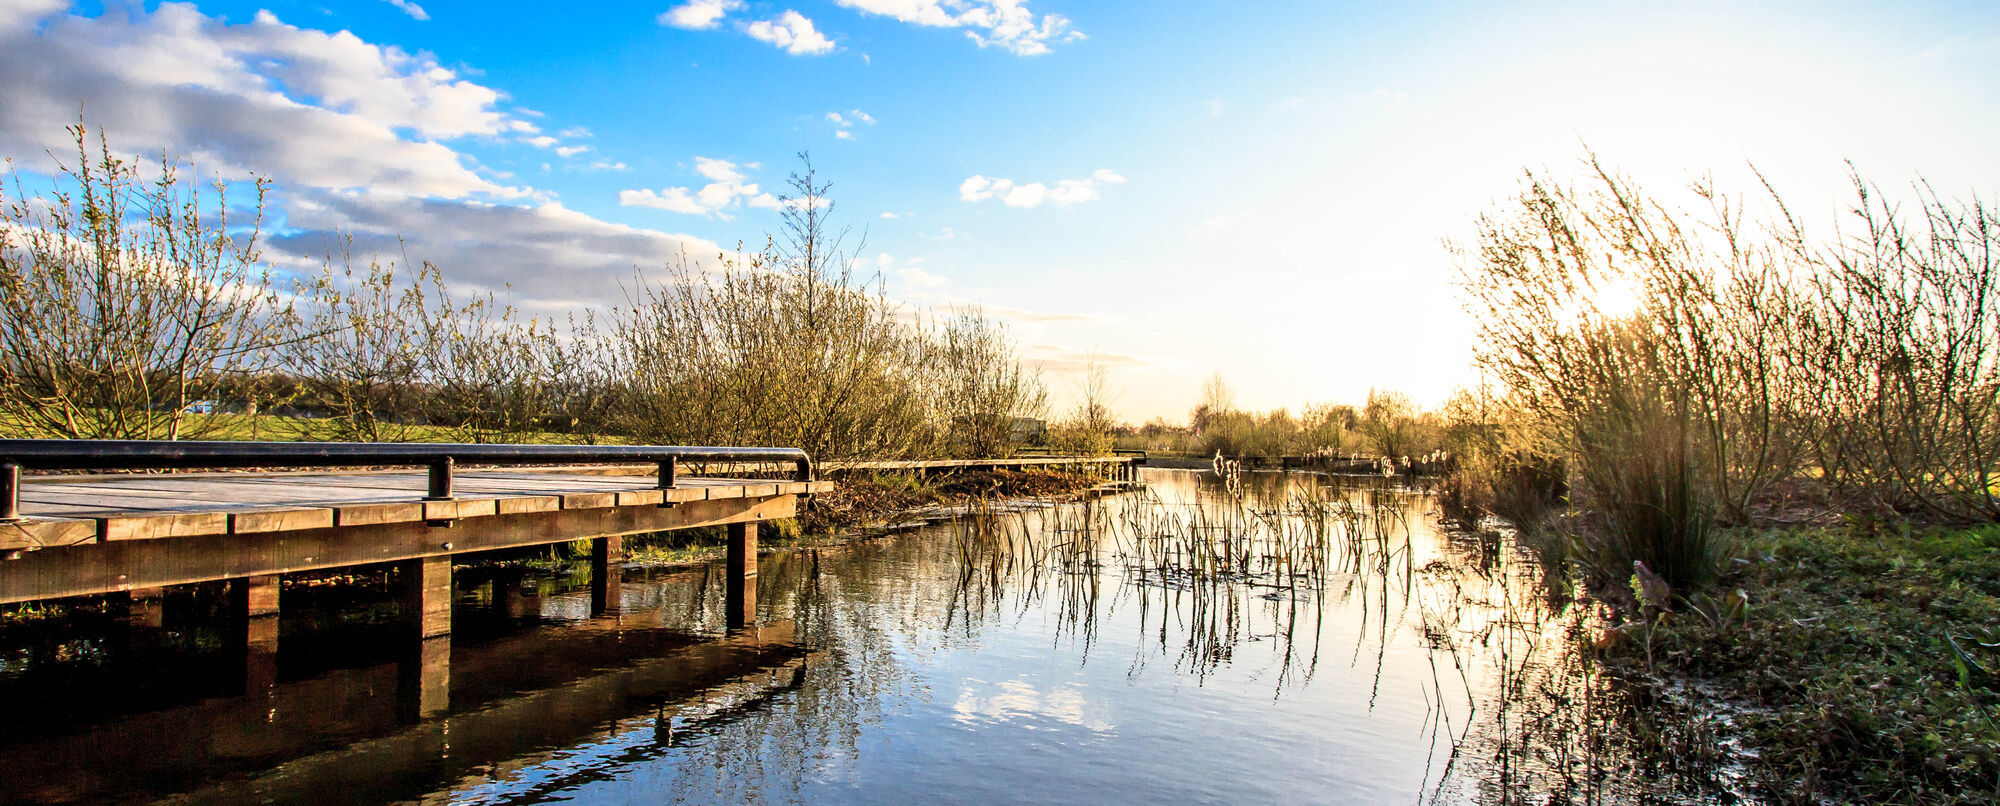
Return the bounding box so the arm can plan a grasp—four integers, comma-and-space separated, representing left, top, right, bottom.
0, 439, 814, 522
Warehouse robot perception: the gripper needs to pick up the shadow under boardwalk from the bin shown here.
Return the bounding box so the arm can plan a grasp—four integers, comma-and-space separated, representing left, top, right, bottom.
0, 619, 805, 805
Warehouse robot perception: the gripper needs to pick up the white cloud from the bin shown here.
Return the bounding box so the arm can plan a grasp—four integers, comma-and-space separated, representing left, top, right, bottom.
693, 156, 745, 181
880, 211, 900, 219
620, 157, 780, 218
273, 189, 726, 309
744, 10, 835, 56
0, 2, 754, 315
557, 125, 593, 138
960, 169, 1123, 208
1372, 88, 1409, 108
383, 0, 429, 21
826, 108, 872, 139
555, 144, 590, 157
834, 0, 1082, 56
0, 4, 530, 199
658, 0, 742, 30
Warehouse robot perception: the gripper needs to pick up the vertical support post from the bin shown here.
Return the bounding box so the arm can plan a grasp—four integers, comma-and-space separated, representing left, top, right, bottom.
0, 462, 18, 522
426, 457, 454, 501
398, 636, 451, 720
726, 521, 758, 629
794, 457, 814, 482
123, 586, 166, 628
398, 555, 452, 639
658, 456, 678, 489
237, 573, 281, 618
236, 574, 281, 693
591, 535, 624, 616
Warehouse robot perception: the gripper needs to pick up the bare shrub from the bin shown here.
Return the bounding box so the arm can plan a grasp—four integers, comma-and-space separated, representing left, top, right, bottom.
0, 124, 287, 439
1785, 177, 2000, 520
605, 156, 1039, 459
922, 307, 1047, 458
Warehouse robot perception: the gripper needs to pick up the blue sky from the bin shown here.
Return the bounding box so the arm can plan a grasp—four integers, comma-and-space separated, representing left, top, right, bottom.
4, 1, 1999, 420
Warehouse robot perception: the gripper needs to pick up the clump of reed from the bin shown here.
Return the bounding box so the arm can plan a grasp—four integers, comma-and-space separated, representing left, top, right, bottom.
1453, 151, 2000, 590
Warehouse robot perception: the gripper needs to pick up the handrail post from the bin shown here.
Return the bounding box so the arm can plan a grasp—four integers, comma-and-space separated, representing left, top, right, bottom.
657, 456, 678, 490
0, 462, 19, 522
794, 457, 813, 482
426, 457, 454, 501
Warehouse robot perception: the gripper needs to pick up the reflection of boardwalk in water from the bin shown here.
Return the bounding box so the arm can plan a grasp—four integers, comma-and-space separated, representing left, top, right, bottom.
5, 616, 805, 805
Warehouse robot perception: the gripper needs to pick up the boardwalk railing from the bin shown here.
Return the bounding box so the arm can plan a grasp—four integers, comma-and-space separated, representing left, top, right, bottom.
0, 439, 814, 523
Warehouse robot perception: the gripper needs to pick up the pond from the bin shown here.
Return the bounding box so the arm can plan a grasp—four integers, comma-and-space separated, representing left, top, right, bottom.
0, 469, 1738, 804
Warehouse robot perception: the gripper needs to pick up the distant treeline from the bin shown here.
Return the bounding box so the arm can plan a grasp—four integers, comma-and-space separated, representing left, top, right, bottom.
1117, 382, 1443, 461
0, 126, 1046, 460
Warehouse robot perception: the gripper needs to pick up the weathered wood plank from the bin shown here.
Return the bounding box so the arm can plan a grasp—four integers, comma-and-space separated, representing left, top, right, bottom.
559, 492, 616, 509
101, 511, 230, 541
614, 489, 664, 507
230, 507, 336, 534
0, 517, 98, 550
494, 495, 560, 515
335, 501, 425, 527
422, 498, 498, 521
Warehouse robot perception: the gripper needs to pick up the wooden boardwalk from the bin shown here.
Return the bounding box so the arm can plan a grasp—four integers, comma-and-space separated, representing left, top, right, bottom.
0, 441, 1142, 642
4, 470, 827, 549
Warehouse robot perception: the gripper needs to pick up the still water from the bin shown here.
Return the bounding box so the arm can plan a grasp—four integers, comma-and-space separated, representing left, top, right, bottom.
0, 469, 1721, 805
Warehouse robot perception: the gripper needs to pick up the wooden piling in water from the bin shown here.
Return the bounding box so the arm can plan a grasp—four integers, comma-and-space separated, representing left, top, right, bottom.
398, 556, 452, 640
726, 522, 757, 629
591, 535, 624, 616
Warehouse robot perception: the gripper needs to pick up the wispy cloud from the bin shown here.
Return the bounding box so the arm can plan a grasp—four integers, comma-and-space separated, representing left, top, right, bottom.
383, 0, 428, 21
619, 157, 781, 218
658, 0, 741, 30
826, 108, 875, 140
745, 10, 836, 55
960, 168, 1124, 208
1372, 87, 1409, 108
833, 0, 1082, 56
1025, 344, 1152, 373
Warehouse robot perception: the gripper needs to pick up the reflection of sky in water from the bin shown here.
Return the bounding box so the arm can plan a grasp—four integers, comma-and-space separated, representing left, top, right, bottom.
3, 468, 1615, 804
529, 469, 1529, 805
952, 677, 1115, 733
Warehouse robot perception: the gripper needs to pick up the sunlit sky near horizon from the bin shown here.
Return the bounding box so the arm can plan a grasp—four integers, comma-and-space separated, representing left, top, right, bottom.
3, 0, 1998, 422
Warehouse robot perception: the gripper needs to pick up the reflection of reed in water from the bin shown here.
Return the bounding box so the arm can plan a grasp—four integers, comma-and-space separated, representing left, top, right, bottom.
651, 470, 1741, 803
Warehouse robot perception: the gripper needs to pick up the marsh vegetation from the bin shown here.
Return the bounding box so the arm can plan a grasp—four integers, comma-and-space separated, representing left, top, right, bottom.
0, 127, 1049, 458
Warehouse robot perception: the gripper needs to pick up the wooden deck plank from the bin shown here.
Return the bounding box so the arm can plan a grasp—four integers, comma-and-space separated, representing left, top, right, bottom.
25, 482, 379, 510
334, 502, 425, 527
0, 518, 98, 551
101, 511, 231, 541
229, 507, 336, 534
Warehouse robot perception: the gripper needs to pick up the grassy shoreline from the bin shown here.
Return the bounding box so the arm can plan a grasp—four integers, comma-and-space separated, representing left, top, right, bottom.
1600, 525, 2000, 803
